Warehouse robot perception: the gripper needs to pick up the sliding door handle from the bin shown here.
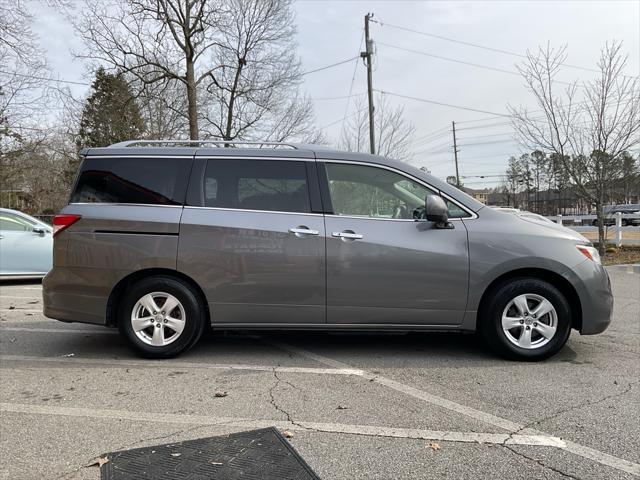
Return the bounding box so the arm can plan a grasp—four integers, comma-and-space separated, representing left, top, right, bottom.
289, 227, 320, 237
332, 231, 363, 240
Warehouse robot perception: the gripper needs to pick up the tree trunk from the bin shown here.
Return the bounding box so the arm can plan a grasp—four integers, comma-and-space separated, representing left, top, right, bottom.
595, 201, 606, 256
186, 60, 198, 140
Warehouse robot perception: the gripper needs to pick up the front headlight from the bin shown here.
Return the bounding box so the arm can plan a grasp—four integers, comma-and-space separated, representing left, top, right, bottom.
576, 244, 601, 264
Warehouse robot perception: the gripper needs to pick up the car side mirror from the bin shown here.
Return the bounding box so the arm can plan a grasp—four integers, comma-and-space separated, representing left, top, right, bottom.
33, 227, 47, 236
425, 195, 453, 229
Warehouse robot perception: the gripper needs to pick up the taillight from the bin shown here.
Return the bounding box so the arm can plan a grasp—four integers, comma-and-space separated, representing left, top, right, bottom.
53, 214, 81, 237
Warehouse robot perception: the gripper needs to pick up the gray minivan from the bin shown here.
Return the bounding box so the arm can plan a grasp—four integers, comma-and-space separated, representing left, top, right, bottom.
43, 141, 613, 361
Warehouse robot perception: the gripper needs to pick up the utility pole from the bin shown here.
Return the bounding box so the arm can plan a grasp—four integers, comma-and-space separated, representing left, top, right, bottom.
452, 121, 460, 187
361, 13, 375, 155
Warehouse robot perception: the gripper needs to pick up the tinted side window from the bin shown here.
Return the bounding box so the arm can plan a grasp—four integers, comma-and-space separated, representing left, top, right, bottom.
71, 157, 191, 205
204, 159, 310, 213
325, 163, 434, 219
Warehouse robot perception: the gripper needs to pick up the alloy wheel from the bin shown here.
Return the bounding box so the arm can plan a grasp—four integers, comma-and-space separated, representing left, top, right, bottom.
130, 292, 186, 347
501, 293, 558, 349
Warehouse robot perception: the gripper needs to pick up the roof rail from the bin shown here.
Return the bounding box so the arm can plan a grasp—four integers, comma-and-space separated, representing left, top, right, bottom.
108, 140, 299, 149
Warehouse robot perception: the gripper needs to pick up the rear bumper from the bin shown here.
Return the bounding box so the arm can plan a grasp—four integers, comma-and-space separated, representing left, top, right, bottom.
567, 260, 613, 335
42, 267, 109, 325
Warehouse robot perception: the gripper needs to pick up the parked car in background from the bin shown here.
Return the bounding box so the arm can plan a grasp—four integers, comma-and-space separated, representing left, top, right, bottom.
0, 208, 53, 279
44, 141, 612, 361
593, 205, 640, 227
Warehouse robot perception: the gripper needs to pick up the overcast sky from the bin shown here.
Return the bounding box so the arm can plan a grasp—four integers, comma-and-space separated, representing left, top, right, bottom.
33, 0, 640, 188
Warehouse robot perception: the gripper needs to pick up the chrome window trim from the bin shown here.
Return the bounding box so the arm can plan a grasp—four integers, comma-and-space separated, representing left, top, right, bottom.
184, 205, 324, 217
85, 155, 196, 159
198, 156, 315, 162
320, 159, 478, 220
68, 202, 183, 208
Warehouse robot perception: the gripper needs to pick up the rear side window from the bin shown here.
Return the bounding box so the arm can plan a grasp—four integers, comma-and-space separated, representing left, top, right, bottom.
71, 157, 191, 205
203, 159, 311, 213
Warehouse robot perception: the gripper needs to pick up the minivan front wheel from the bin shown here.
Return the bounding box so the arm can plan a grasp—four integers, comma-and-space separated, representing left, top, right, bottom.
481, 279, 572, 361
118, 276, 206, 358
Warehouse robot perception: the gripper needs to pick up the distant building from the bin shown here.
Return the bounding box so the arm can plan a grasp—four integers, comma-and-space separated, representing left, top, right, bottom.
461, 187, 490, 204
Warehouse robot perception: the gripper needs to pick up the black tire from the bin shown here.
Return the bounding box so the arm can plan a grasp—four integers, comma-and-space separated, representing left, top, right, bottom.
118, 276, 206, 358
480, 278, 572, 361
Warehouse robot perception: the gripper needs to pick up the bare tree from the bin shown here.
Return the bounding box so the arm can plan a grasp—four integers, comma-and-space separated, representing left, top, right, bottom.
340, 94, 415, 160
510, 42, 640, 253
199, 0, 321, 143
74, 0, 223, 139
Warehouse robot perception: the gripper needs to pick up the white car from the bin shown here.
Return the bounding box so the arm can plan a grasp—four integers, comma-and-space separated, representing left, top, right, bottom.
0, 208, 53, 279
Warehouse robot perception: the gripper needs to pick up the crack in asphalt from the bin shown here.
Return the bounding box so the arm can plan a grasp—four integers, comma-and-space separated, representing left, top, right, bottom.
514, 381, 637, 438
501, 444, 581, 480
268, 367, 316, 433
497, 381, 638, 480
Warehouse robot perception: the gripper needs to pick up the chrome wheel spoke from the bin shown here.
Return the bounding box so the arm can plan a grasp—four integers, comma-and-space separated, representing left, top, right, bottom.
502, 316, 522, 330
518, 327, 533, 348
132, 316, 153, 332
534, 322, 556, 339
162, 295, 180, 315
140, 294, 160, 314
512, 295, 530, 316
151, 324, 165, 346
165, 317, 185, 335
532, 298, 554, 319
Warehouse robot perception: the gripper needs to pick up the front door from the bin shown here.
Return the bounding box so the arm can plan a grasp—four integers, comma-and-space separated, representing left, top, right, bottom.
321, 162, 469, 326
178, 158, 326, 325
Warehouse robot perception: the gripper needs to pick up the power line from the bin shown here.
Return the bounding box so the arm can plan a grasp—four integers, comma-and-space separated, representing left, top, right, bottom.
378, 42, 581, 88
373, 20, 627, 77
457, 138, 518, 147
377, 89, 510, 117
310, 92, 365, 101
456, 132, 514, 141
1, 54, 361, 88
301, 56, 360, 76
340, 31, 365, 134
321, 107, 367, 130
0, 69, 89, 86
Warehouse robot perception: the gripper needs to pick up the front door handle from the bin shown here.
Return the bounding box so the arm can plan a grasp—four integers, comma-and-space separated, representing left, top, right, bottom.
332, 231, 364, 240
289, 226, 320, 237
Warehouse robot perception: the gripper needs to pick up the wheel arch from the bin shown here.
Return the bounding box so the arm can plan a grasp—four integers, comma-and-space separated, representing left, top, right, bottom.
477, 268, 583, 331
106, 268, 210, 327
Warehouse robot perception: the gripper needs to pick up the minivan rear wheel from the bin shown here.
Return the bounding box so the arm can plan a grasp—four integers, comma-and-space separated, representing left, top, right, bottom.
118, 276, 206, 358
480, 278, 572, 361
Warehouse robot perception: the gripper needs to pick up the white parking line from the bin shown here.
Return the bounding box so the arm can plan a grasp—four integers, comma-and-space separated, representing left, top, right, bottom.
269, 340, 640, 477
0, 295, 41, 299
0, 402, 565, 448
0, 354, 362, 376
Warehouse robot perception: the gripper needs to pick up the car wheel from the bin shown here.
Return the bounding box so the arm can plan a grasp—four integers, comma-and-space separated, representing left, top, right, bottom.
118, 276, 206, 358
480, 278, 572, 361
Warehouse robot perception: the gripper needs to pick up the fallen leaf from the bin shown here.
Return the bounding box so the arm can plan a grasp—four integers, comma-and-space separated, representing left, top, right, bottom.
211, 461, 223, 466
86, 456, 109, 467
170, 453, 181, 457
428, 442, 441, 451
214, 391, 228, 398
282, 430, 294, 438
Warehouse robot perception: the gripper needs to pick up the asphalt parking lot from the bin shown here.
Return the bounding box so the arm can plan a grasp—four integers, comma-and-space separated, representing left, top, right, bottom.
1, 265, 638, 480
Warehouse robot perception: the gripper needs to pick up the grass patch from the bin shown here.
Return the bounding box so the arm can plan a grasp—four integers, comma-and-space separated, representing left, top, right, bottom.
598, 245, 640, 266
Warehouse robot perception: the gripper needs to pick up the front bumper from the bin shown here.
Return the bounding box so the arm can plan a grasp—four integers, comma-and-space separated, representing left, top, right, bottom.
567, 260, 613, 335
